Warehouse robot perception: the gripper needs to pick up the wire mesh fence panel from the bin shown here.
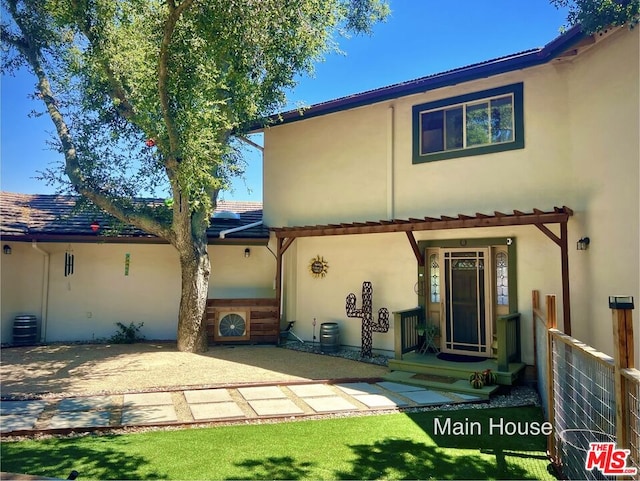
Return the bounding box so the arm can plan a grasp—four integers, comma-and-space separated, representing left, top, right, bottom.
535, 317, 549, 418
551, 331, 616, 480
623, 368, 640, 474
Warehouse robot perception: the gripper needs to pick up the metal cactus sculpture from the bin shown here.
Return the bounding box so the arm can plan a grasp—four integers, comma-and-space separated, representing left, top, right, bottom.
346, 281, 389, 358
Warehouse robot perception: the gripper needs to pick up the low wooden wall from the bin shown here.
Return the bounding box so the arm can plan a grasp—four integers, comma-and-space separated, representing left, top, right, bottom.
206, 298, 279, 344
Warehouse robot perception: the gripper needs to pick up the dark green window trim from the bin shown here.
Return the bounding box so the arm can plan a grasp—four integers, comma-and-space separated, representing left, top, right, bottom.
417, 237, 518, 314
412, 83, 524, 164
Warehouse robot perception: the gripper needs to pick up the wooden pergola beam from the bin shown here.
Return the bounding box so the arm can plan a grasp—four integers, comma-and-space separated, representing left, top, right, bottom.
272, 207, 574, 333
534, 222, 571, 335
406, 231, 425, 266
272, 208, 572, 239
535, 223, 561, 246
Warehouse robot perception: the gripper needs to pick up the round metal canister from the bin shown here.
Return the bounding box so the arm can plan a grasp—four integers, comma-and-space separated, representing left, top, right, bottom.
320, 322, 340, 353
13, 315, 38, 346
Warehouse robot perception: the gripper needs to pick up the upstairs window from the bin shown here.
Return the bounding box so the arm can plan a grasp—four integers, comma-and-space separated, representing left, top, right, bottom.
413, 83, 524, 163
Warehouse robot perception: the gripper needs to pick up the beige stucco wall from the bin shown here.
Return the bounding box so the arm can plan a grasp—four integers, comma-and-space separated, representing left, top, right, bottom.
563, 27, 639, 357
265, 27, 639, 362
281, 226, 563, 361
1, 241, 276, 343
265, 104, 391, 227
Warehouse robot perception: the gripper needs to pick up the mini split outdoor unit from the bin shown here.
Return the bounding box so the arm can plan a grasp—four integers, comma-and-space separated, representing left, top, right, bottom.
214, 310, 250, 342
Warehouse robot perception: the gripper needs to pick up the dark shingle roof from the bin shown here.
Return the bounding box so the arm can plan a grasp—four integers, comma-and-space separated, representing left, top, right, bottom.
0, 192, 268, 243
253, 25, 585, 129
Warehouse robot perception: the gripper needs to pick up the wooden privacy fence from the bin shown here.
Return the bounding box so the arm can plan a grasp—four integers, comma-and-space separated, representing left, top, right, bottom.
206, 298, 279, 344
533, 290, 639, 480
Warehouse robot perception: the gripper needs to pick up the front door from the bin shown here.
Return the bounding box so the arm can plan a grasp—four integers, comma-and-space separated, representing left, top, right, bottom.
442, 248, 492, 356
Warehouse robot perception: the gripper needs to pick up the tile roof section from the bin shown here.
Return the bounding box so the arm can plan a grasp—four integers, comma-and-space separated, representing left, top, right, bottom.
0, 192, 268, 243
253, 25, 584, 129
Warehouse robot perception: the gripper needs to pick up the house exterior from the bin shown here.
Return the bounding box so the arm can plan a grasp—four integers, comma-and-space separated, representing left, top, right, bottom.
2, 25, 638, 369
0, 193, 277, 344
260, 25, 639, 366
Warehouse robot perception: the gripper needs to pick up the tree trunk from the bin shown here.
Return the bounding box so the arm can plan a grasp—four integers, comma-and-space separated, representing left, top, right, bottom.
176, 241, 211, 353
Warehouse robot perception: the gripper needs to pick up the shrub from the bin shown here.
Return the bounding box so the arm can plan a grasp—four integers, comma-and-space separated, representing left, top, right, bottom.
108, 321, 145, 344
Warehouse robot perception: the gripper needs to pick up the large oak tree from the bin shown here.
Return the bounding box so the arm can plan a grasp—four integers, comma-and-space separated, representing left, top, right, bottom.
1, 0, 389, 352
552, 0, 639, 32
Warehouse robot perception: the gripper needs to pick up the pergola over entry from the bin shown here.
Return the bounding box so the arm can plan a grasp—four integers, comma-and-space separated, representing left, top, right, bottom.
272, 206, 575, 334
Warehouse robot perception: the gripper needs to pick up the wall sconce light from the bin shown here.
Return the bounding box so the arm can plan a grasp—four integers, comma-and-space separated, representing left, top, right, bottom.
3, 244, 11, 255
576, 237, 590, 250
244, 248, 251, 258
90, 221, 100, 232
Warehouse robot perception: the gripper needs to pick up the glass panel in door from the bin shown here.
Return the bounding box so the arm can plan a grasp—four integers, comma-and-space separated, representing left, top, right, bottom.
442, 249, 491, 356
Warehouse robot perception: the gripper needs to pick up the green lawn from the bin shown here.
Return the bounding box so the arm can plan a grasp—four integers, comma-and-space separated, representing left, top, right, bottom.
1, 406, 557, 480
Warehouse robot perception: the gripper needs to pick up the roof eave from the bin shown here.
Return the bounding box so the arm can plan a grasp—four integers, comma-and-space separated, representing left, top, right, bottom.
1, 232, 270, 245
251, 25, 584, 130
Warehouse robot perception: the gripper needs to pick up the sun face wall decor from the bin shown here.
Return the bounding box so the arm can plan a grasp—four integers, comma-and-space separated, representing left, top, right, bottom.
309, 255, 329, 278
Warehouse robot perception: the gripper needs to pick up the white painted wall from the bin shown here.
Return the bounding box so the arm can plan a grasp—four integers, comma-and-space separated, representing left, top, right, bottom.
1, 242, 276, 343
265, 27, 639, 363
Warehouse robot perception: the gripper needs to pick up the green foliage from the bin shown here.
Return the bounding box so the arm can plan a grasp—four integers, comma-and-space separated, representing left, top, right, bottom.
0, 407, 555, 480
552, 0, 639, 33
107, 321, 144, 344
1, 0, 389, 351
1, 0, 390, 217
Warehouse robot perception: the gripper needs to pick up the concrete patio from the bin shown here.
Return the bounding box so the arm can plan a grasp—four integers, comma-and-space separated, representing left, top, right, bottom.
1, 380, 482, 434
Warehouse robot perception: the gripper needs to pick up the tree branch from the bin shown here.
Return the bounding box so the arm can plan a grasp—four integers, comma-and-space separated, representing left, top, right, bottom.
68, 0, 136, 119
11, 15, 174, 242
158, 0, 196, 244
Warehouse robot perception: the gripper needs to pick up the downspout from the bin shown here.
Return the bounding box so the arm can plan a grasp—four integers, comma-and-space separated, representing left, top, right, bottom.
386, 105, 395, 219
31, 241, 50, 342
218, 221, 263, 239
238, 136, 264, 152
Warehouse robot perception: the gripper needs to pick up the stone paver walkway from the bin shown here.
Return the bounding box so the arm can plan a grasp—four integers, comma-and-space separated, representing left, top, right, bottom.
0, 381, 482, 434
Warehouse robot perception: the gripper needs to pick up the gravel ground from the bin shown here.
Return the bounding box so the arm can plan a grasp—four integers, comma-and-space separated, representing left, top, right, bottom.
279, 341, 542, 411
0, 341, 388, 399
1, 341, 541, 412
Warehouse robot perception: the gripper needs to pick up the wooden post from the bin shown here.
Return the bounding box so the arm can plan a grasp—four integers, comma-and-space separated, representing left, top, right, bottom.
559, 221, 571, 335
546, 295, 557, 462
275, 238, 284, 335
275, 237, 296, 340
533, 221, 571, 335
532, 290, 540, 367
393, 311, 403, 361
609, 296, 635, 452
496, 315, 508, 372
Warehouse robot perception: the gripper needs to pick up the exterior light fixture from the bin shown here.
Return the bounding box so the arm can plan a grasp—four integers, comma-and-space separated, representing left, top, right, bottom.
3, 244, 11, 255
244, 248, 251, 258
90, 221, 100, 232
576, 237, 590, 250
608, 296, 634, 310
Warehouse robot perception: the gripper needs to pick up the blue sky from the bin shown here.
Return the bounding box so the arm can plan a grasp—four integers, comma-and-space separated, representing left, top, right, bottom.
0, 1, 569, 202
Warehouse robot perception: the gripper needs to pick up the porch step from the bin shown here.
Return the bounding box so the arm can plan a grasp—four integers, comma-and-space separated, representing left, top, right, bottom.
388, 354, 526, 386
384, 370, 500, 400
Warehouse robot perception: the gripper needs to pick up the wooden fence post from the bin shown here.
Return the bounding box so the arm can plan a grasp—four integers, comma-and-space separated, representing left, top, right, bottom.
609, 296, 635, 451
546, 294, 557, 462
532, 290, 540, 366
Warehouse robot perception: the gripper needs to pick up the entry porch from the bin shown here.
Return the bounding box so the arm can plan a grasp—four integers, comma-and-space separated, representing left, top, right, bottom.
386, 307, 526, 398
